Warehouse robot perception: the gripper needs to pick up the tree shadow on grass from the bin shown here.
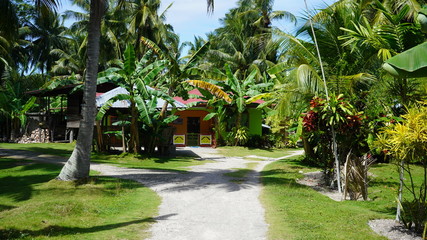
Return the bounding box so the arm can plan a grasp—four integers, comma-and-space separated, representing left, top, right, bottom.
261, 169, 309, 190
284, 157, 322, 170
23, 147, 72, 157
0, 215, 175, 239
0, 204, 15, 212
0, 147, 71, 158
0, 158, 35, 170
0, 165, 60, 202
372, 206, 397, 216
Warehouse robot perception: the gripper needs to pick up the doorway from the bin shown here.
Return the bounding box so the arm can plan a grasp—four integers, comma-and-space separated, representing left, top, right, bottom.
187, 117, 200, 146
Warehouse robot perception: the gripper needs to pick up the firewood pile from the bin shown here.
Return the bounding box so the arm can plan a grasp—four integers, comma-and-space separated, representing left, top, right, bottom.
17, 128, 50, 143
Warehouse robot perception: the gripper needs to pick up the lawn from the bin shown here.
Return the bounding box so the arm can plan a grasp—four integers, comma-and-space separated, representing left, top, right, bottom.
217, 146, 297, 159
0, 158, 160, 240
0, 143, 75, 157
261, 156, 424, 240
0, 143, 209, 171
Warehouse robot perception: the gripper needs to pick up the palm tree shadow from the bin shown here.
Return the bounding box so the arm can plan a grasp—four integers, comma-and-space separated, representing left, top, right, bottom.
0, 214, 177, 239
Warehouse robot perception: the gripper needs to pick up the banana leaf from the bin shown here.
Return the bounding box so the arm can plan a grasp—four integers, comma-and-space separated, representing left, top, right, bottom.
383, 42, 427, 78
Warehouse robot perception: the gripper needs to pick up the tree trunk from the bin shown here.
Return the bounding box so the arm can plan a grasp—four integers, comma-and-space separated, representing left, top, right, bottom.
96, 120, 104, 152
396, 160, 404, 221
234, 111, 242, 146
159, 85, 175, 119
10, 117, 18, 142
57, 0, 104, 181
302, 134, 314, 159
130, 100, 140, 153
121, 125, 126, 152
331, 128, 342, 193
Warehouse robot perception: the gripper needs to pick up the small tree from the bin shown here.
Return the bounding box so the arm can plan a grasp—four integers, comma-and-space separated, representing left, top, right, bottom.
376, 104, 427, 233
96, 45, 169, 153
302, 94, 366, 188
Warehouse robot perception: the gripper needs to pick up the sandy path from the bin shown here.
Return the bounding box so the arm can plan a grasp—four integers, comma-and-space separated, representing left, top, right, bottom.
0, 147, 303, 240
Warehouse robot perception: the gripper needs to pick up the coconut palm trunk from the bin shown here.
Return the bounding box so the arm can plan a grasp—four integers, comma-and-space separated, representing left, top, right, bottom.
57, 0, 104, 181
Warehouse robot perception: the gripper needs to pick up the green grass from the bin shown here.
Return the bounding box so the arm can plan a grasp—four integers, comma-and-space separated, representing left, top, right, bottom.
0, 158, 160, 240
0, 143, 209, 172
261, 157, 425, 240
217, 146, 297, 159
0, 143, 75, 157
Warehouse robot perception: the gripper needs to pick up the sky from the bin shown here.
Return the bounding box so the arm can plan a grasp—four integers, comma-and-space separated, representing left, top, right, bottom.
60, 0, 337, 44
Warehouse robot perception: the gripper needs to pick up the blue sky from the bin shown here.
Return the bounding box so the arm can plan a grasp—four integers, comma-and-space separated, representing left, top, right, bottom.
60, 0, 337, 44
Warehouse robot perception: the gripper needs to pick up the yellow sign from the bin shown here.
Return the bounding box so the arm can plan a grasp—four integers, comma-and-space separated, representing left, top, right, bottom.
200, 135, 212, 145
173, 135, 185, 145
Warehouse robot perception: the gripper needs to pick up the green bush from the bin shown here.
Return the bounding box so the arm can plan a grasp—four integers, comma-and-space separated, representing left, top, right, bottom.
301, 95, 368, 185
244, 134, 273, 148
376, 104, 427, 233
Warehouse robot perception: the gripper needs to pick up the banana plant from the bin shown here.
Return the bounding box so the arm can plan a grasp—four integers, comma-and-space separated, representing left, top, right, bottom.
96, 45, 170, 153
0, 72, 37, 141
187, 64, 270, 145
140, 36, 211, 118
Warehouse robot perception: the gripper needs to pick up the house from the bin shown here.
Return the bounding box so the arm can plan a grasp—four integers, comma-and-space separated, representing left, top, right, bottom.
95, 86, 186, 149
26, 82, 118, 142
170, 89, 263, 147
26, 83, 185, 145
26, 84, 264, 149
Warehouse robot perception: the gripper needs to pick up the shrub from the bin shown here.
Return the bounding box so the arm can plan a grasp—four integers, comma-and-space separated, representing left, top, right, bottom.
226, 127, 249, 146
376, 104, 427, 233
244, 134, 273, 148
301, 94, 368, 186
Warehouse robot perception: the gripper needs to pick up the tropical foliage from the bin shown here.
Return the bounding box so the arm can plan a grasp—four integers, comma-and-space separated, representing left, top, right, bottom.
1, 1, 427, 234
96, 45, 172, 153
376, 104, 427, 233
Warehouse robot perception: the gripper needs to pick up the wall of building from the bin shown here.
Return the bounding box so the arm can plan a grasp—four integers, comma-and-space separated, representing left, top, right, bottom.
173, 109, 214, 135
248, 108, 262, 136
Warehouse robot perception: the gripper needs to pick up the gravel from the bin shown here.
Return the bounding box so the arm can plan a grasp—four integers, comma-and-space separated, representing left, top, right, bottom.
369, 219, 422, 240
92, 148, 304, 240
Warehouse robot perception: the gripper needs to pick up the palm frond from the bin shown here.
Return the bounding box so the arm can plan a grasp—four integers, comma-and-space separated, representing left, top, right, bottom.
186, 80, 232, 103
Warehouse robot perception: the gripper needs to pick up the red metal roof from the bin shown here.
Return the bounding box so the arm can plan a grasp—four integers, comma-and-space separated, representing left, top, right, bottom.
174, 88, 265, 105
173, 89, 207, 105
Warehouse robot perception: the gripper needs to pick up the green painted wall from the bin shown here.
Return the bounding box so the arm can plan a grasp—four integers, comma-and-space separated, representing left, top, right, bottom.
248, 108, 262, 136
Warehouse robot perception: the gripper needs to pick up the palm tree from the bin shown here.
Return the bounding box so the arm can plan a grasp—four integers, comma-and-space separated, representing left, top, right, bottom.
57, 0, 106, 181
64, 0, 129, 70
338, 1, 425, 108
50, 31, 86, 76
118, 0, 174, 59
28, 9, 67, 74
206, 0, 295, 80
58, 0, 215, 181
0, 0, 18, 78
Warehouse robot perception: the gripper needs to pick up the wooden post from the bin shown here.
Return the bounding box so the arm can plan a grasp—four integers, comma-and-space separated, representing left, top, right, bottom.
96, 120, 104, 152
69, 129, 74, 143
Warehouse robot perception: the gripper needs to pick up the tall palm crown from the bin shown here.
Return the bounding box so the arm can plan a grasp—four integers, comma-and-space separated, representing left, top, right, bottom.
207, 0, 295, 80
